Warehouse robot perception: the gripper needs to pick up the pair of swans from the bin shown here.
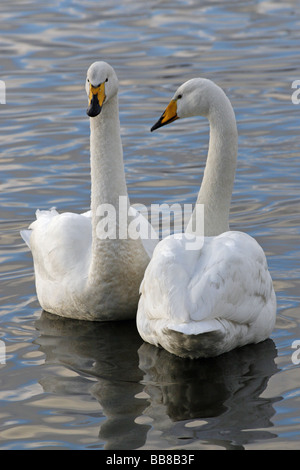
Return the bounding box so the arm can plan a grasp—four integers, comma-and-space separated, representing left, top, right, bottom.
21, 61, 276, 358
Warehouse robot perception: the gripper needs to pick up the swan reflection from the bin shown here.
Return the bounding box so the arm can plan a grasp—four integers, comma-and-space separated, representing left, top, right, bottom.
35, 312, 279, 450
35, 311, 149, 450
138, 339, 280, 450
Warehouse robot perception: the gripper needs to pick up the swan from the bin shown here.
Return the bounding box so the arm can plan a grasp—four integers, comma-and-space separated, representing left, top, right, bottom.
21, 61, 157, 321
137, 77, 277, 359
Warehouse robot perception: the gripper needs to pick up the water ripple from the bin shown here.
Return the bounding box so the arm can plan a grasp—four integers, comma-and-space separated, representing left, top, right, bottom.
0, 0, 299, 450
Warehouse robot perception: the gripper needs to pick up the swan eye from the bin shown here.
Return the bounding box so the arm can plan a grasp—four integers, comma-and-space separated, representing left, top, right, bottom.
177, 94, 182, 100
87, 78, 90, 83
105, 78, 108, 82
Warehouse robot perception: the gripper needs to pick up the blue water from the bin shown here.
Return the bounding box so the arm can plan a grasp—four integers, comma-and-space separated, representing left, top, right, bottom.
0, 0, 300, 450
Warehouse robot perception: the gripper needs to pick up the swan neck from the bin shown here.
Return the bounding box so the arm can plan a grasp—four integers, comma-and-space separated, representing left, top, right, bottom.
86, 94, 149, 294
187, 91, 238, 237
88, 95, 131, 280
90, 95, 129, 212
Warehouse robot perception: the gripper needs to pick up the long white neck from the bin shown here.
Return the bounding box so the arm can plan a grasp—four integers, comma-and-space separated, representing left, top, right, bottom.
90, 94, 128, 213
89, 95, 129, 277
186, 89, 238, 237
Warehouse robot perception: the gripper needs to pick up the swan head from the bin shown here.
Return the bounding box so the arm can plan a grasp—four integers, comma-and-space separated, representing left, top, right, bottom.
151, 78, 221, 131
86, 61, 119, 117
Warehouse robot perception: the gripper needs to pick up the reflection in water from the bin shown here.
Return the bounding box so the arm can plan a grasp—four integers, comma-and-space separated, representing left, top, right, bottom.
138, 340, 280, 450
35, 312, 149, 450
1, 0, 299, 450
35, 312, 280, 450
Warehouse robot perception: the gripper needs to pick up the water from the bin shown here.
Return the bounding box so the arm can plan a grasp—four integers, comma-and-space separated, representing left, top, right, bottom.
0, 0, 300, 450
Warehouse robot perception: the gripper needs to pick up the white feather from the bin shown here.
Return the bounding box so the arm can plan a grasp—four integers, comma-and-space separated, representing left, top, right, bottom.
21, 62, 157, 321
137, 78, 277, 358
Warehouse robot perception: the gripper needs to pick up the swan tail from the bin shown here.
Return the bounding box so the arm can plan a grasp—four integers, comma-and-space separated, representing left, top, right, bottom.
35, 207, 58, 220
21, 207, 59, 249
163, 328, 224, 359
20, 229, 32, 248
169, 319, 224, 336
162, 319, 247, 359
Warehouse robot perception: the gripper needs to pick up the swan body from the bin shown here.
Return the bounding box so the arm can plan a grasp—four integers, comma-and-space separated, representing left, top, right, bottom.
21, 62, 157, 321
137, 78, 276, 358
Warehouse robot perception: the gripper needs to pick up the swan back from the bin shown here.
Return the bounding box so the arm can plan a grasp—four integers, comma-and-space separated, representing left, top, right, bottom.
137, 77, 276, 358
137, 231, 276, 358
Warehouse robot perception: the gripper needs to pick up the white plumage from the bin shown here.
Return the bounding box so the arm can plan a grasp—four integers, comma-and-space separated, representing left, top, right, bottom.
21, 62, 157, 321
137, 78, 276, 358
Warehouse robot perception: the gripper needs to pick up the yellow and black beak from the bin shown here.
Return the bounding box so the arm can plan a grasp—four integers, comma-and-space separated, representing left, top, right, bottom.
87, 82, 106, 117
151, 99, 179, 132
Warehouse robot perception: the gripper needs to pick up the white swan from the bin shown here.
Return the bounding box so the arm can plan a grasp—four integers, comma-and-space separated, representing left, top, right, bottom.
137, 78, 277, 358
21, 61, 157, 321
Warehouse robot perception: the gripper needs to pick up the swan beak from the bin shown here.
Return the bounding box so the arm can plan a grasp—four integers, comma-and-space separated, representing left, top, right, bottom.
151, 99, 179, 132
87, 82, 106, 117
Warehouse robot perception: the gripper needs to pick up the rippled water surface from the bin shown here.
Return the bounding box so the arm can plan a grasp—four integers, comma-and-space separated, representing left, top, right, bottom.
1, 0, 300, 450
